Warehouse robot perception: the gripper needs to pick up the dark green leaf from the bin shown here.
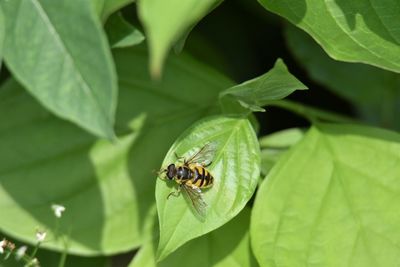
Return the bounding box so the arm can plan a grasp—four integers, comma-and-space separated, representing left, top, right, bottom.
0, 45, 232, 255
138, 0, 221, 77
259, 0, 400, 73
285, 25, 400, 129
220, 59, 307, 113
105, 12, 144, 48
0, 6, 4, 71
93, 0, 134, 21
129, 208, 257, 267
251, 123, 400, 266
156, 116, 260, 260
1, 0, 117, 139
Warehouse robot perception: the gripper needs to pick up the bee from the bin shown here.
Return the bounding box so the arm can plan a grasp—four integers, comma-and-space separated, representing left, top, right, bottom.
159, 142, 217, 219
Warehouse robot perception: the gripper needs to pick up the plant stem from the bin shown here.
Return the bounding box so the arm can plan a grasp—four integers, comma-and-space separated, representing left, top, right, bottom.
266, 99, 357, 124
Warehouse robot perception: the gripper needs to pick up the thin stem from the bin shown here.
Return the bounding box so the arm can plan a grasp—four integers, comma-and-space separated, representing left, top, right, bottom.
29, 242, 40, 259
265, 99, 357, 124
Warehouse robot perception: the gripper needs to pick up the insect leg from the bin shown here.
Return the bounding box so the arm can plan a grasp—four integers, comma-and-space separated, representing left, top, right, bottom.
202, 161, 212, 167
167, 185, 182, 199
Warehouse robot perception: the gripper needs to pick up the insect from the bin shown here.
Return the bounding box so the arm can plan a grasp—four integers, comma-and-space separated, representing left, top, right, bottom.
159, 142, 217, 219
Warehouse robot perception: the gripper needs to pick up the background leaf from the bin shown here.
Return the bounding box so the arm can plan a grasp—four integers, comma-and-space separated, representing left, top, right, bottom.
0, 45, 233, 255
156, 116, 260, 260
129, 208, 257, 267
220, 59, 307, 113
0, 5, 4, 71
251, 123, 400, 266
285, 25, 400, 130
93, 0, 134, 21
259, 0, 400, 73
259, 128, 305, 176
138, 0, 222, 77
105, 12, 144, 48
1, 0, 117, 138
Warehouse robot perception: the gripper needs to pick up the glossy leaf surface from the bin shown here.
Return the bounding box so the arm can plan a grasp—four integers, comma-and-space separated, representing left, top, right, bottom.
156, 115, 260, 260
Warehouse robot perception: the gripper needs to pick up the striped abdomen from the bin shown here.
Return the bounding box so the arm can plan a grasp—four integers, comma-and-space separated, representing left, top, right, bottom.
186, 164, 214, 188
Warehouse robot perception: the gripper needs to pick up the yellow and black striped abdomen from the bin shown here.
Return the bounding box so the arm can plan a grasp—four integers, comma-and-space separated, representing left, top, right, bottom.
187, 164, 214, 188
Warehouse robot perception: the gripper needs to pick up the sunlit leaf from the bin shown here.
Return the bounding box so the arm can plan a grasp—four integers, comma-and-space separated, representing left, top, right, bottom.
156, 116, 260, 260
251, 123, 400, 266
260, 0, 400, 73
0, 46, 232, 255
138, 0, 222, 77
1, 0, 117, 138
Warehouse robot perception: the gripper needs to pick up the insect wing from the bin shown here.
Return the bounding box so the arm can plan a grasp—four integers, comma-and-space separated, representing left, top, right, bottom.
186, 141, 217, 166
181, 184, 207, 220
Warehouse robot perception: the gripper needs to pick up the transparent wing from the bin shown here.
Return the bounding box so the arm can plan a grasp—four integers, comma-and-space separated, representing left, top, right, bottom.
181, 184, 207, 220
185, 141, 218, 166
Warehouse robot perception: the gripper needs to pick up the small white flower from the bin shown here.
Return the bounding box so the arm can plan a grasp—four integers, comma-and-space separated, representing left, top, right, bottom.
51, 204, 66, 218
35, 230, 46, 242
15, 245, 27, 260
0, 239, 5, 254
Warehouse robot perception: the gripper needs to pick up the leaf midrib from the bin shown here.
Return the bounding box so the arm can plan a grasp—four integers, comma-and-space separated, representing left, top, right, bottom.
30, 0, 111, 125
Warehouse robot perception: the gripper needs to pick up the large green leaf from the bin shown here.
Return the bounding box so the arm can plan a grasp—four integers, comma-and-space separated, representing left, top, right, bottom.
285, 25, 400, 129
251, 123, 400, 266
259, 0, 400, 73
129, 208, 257, 267
1, 0, 117, 139
105, 12, 144, 48
0, 46, 232, 255
156, 116, 260, 260
138, 0, 221, 77
220, 59, 307, 113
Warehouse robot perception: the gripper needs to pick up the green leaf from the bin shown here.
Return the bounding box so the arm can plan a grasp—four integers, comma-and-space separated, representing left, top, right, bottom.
138, 0, 221, 77
259, 128, 305, 175
259, 128, 305, 149
156, 116, 260, 261
0, 45, 232, 255
285, 25, 400, 129
1, 0, 117, 139
105, 12, 145, 48
91, 0, 134, 21
220, 59, 307, 113
259, 0, 400, 73
251, 123, 400, 266
0, 6, 4, 71
129, 208, 257, 267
